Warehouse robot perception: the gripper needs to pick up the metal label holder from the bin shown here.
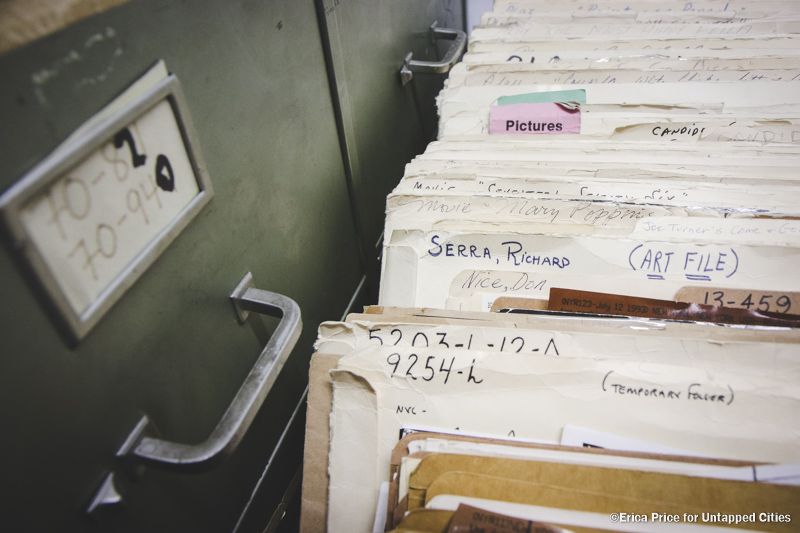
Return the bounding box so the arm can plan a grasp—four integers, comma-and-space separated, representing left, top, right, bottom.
0, 72, 214, 342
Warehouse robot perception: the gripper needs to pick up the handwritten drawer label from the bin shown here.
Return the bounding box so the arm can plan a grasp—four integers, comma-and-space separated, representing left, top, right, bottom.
22, 99, 199, 316
0, 68, 212, 340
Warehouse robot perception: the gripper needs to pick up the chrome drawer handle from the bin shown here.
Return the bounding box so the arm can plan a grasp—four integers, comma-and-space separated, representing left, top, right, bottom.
117, 272, 301, 467
400, 21, 467, 85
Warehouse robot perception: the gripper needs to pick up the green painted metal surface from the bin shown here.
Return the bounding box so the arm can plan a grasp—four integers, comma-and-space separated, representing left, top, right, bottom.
0, 0, 463, 530
318, 0, 465, 293
0, 0, 362, 530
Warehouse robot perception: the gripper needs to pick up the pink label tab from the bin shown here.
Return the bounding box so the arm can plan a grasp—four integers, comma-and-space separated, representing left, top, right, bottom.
489, 102, 581, 135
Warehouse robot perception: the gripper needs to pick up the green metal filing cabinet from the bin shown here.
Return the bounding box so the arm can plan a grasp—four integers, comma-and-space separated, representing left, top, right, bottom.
0, 0, 464, 531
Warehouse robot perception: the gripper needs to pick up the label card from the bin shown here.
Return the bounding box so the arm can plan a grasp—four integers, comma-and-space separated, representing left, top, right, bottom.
489, 102, 581, 134
489, 90, 585, 135
0, 67, 212, 340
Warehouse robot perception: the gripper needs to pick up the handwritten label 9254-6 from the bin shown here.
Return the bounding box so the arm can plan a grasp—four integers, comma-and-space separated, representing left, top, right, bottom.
365, 326, 564, 386
385, 352, 484, 385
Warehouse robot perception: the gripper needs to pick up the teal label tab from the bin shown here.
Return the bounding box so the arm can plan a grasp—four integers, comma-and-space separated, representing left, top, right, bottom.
497, 89, 586, 106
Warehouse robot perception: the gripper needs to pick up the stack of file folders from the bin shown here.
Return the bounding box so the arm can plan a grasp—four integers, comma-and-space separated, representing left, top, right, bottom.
301, 1, 800, 531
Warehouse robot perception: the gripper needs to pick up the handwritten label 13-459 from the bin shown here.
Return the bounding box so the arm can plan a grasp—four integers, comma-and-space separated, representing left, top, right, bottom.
20, 100, 200, 316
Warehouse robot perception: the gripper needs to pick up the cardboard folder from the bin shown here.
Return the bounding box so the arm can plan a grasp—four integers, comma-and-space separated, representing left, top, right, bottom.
386, 431, 768, 529
315, 308, 800, 532
406, 454, 800, 526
